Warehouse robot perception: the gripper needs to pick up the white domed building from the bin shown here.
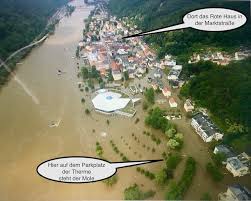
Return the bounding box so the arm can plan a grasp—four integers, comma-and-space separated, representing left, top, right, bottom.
91, 89, 137, 117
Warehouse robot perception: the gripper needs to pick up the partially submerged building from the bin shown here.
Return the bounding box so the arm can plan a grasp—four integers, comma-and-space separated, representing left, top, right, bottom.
214, 144, 236, 161
184, 99, 194, 112
191, 113, 224, 142
162, 87, 171, 98
214, 145, 250, 177
226, 153, 250, 177
169, 97, 178, 108
218, 184, 251, 201
167, 65, 182, 81
91, 89, 137, 117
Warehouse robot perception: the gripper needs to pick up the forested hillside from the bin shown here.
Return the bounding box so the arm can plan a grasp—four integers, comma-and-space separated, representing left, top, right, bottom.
108, 0, 251, 60
180, 59, 251, 152
0, 0, 68, 60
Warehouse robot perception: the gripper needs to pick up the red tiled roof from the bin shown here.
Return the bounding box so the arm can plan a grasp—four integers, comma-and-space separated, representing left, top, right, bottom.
163, 87, 171, 93
111, 61, 120, 71
169, 97, 176, 104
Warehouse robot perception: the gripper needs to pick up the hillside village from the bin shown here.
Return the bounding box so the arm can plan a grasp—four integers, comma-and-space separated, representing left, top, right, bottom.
77, 5, 250, 199
188, 49, 251, 66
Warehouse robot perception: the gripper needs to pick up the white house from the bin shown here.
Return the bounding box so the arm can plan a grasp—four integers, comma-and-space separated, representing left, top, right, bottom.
128, 69, 135, 79
154, 69, 162, 78
165, 60, 176, 67
191, 113, 224, 142
169, 97, 178, 108
218, 184, 251, 201
226, 153, 250, 177
151, 83, 158, 91
117, 49, 128, 55
112, 70, 122, 81
167, 65, 182, 81
137, 66, 146, 74
184, 99, 194, 112
213, 144, 236, 160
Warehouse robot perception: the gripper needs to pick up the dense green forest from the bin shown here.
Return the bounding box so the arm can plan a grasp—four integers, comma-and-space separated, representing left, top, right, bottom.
0, 0, 68, 86
108, 0, 251, 60
180, 59, 251, 152
0, 0, 68, 60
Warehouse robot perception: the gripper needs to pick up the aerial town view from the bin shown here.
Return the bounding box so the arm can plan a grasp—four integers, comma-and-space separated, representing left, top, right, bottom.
0, 0, 250, 200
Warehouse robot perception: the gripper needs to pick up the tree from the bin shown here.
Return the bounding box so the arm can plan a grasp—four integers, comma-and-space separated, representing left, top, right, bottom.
144, 88, 155, 104
87, 79, 95, 90
206, 162, 224, 182
103, 175, 118, 187
174, 133, 183, 140
124, 184, 143, 200
108, 70, 114, 82
212, 153, 226, 167
165, 128, 176, 138
124, 184, 155, 200
85, 109, 90, 115
155, 169, 168, 186
145, 107, 168, 132
167, 139, 180, 150
90, 66, 100, 79
166, 153, 182, 170
200, 192, 212, 201
165, 157, 196, 200
124, 71, 129, 81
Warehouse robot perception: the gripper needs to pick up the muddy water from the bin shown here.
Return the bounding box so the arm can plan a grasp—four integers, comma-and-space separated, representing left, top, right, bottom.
0, 1, 166, 201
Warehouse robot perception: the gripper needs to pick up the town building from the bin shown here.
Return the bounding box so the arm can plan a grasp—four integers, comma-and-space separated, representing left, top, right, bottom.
169, 97, 178, 108
191, 113, 224, 142
92, 89, 136, 117
112, 70, 122, 81
213, 144, 236, 161
226, 153, 250, 177
151, 82, 158, 91
184, 99, 194, 112
214, 145, 250, 176
153, 69, 162, 78
162, 87, 171, 97
218, 184, 251, 201
167, 65, 182, 81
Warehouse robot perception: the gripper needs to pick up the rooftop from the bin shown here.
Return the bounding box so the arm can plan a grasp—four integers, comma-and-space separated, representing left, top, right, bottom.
229, 184, 251, 200
193, 113, 222, 137
215, 144, 236, 158
227, 158, 244, 170
92, 90, 131, 113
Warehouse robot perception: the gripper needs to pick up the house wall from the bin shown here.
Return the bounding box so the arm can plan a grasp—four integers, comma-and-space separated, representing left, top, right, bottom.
191, 119, 213, 142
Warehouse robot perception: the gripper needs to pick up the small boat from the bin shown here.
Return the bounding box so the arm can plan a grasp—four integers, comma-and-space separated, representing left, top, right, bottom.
49, 119, 61, 128
57, 69, 66, 75
49, 122, 57, 128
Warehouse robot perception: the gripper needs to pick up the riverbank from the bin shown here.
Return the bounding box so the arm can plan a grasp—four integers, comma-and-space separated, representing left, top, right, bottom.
0, 3, 75, 91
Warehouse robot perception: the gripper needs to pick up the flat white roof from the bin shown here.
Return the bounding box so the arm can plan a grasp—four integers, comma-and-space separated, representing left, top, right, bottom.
92, 91, 131, 113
